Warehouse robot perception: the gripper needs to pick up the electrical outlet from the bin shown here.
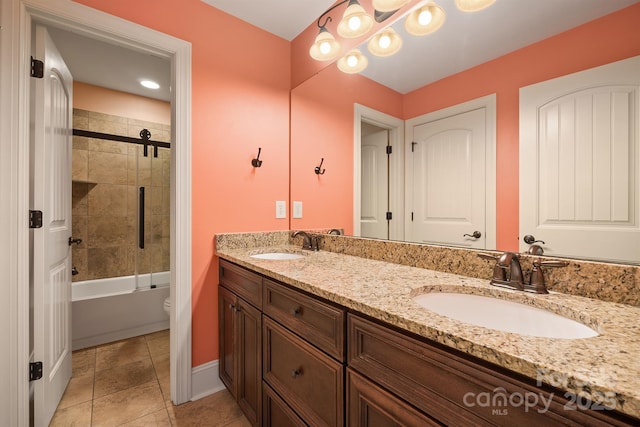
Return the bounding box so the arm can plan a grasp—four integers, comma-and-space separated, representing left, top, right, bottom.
275, 201, 287, 219
293, 201, 303, 218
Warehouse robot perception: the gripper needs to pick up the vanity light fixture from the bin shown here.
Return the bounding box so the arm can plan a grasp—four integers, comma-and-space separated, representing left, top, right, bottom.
140, 79, 160, 89
368, 27, 402, 57
311, 0, 494, 74
337, 48, 369, 73
455, 0, 496, 12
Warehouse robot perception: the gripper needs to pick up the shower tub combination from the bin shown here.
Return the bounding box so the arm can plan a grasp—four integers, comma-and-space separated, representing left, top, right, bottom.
72, 271, 170, 350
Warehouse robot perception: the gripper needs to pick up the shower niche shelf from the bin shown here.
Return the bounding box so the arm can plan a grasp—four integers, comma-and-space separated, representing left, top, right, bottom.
72, 178, 97, 185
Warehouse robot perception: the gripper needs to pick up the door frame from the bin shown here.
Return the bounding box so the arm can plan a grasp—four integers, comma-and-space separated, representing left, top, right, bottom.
0, 0, 192, 423
353, 104, 405, 240
404, 94, 497, 250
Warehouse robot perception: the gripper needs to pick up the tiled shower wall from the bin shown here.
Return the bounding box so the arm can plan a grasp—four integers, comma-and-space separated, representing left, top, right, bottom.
71, 109, 171, 282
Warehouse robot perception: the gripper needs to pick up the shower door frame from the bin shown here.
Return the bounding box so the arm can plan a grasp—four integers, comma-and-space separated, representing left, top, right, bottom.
1, 0, 193, 422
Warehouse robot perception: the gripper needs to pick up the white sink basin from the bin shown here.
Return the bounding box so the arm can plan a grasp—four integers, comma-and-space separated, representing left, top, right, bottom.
412, 292, 598, 339
250, 252, 305, 260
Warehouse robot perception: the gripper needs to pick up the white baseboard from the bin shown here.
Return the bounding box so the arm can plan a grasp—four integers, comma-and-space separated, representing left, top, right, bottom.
191, 359, 226, 401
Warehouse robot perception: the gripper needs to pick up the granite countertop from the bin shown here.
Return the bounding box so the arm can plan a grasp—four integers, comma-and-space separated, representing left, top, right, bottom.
216, 244, 640, 419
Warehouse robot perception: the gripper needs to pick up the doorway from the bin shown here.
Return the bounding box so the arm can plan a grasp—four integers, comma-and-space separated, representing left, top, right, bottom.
1, 1, 192, 424
353, 104, 405, 241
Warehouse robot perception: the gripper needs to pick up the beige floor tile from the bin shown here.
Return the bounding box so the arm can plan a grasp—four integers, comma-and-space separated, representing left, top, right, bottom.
221, 415, 253, 427
145, 329, 169, 359
158, 373, 171, 403
57, 372, 94, 410
93, 358, 156, 399
118, 408, 171, 426
169, 389, 245, 426
92, 380, 164, 427
72, 347, 96, 377
95, 336, 150, 372
151, 352, 170, 380
49, 400, 92, 427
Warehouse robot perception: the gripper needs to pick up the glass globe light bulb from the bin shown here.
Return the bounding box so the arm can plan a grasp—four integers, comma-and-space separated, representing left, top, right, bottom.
379, 34, 391, 49
419, 10, 433, 26
347, 55, 358, 67
348, 15, 362, 31
320, 41, 331, 55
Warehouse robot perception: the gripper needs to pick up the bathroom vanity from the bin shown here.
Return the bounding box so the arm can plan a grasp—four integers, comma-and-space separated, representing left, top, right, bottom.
216, 232, 640, 426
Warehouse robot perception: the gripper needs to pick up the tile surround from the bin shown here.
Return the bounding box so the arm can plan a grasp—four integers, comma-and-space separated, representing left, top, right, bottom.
71, 109, 171, 282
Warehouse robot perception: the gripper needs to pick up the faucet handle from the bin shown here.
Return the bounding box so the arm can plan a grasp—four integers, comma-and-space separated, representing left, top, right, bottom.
525, 259, 569, 294
477, 253, 506, 281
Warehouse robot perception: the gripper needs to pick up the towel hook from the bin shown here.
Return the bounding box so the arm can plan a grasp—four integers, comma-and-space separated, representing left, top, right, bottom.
314, 158, 325, 175
251, 147, 263, 167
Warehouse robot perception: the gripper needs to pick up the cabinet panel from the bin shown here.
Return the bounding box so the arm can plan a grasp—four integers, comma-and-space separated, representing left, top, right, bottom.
347, 368, 441, 427
219, 259, 262, 308
263, 382, 307, 427
236, 298, 262, 426
263, 316, 344, 427
348, 314, 635, 427
263, 279, 345, 361
218, 285, 237, 396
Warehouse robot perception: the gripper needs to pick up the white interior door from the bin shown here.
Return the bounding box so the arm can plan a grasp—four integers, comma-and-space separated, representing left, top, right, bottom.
520, 55, 640, 263
408, 108, 487, 248
32, 25, 73, 426
361, 125, 389, 239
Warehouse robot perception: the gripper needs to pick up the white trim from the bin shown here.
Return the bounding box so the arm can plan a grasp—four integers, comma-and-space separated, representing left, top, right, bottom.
191, 360, 226, 402
353, 104, 405, 240
404, 94, 497, 250
1, 0, 193, 422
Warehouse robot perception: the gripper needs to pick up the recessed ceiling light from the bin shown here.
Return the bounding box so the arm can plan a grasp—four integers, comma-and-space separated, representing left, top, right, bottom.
140, 80, 160, 89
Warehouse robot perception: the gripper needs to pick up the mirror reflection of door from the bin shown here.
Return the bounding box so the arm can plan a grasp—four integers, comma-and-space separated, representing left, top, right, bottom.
520, 55, 640, 263
408, 108, 488, 249
361, 123, 390, 239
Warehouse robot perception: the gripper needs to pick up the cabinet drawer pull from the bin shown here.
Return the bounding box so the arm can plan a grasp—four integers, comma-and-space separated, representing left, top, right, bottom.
291, 368, 302, 378
290, 306, 301, 316
228, 303, 239, 312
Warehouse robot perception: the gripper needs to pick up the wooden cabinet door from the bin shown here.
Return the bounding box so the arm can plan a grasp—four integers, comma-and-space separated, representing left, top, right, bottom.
218, 285, 237, 397
236, 297, 262, 426
347, 368, 441, 427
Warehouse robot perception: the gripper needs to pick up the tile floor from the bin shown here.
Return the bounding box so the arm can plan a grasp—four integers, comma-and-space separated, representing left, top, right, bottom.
50, 330, 250, 426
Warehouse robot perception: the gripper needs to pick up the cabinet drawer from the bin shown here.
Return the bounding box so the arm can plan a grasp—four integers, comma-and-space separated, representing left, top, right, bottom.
263, 316, 344, 427
263, 279, 345, 361
219, 259, 262, 308
347, 368, 441, 427
348, 314, 633, 427
262, 382, 307, 427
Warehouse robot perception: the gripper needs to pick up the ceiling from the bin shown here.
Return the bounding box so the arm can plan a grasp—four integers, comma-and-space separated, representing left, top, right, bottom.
47, 0, 638, 100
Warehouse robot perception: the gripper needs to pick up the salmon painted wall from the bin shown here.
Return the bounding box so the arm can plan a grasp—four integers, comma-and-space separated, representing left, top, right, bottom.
73, 82, 170, 124
290, 65, 403, 233
74, 0, 291, 366
403, 3, 640, 251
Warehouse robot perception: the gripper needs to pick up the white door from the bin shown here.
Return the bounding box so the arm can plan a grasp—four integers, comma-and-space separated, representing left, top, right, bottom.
408, 108, 487, 248
520, 55, 640, 263
361, 125, 389, 239
32, 25, 73, 427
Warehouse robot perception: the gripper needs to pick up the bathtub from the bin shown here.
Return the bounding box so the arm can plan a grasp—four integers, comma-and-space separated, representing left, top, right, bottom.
72, 272, 170, 350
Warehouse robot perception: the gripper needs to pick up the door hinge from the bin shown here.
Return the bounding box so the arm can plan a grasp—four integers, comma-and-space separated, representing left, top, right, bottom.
386, 211, 392, 220
30, 361, 43, 381
30, 57, 44, 79
29, 210, 43, 228
411, 142, 417, 152
411, 212, 414, 221
386, 145, 392, 155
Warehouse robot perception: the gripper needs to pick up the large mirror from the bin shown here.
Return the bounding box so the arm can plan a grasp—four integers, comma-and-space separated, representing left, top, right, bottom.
290, 0, 640, 264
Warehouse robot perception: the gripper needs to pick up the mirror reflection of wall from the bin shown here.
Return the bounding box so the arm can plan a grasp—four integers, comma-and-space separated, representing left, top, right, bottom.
290, 3, 640, 264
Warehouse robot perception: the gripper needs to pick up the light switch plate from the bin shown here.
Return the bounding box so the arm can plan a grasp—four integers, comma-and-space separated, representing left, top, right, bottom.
293, 201, 303, 218
275, 201, 286, 218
